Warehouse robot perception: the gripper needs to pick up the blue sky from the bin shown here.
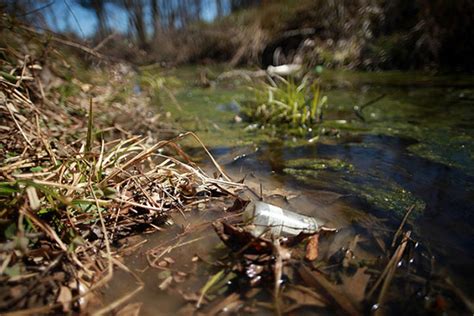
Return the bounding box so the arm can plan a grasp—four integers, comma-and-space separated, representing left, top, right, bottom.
41, 0, 224, 38
43, 1, 127, 37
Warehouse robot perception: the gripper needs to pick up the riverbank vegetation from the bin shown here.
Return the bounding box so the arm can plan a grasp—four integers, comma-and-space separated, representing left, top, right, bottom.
5, 0, 472, 72
0, 19, 241, 313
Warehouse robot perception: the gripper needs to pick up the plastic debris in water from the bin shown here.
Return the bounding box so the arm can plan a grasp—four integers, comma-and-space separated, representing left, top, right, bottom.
243, 201, 325, 237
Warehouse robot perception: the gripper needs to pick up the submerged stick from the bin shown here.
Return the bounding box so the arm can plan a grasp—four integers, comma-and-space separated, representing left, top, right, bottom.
273, 238, 283, 316
374, 231, 411, 315
353, 94, 386, 122
368, 230, 411, 315
391, 204, 415, 248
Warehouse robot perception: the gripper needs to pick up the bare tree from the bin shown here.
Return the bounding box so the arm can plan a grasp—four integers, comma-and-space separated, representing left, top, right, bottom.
230, 0, 259, 12
216, 0, 223, 17
122, 0, 148, 48
150, 0, 161, 38
76, 0, 109, 38
194, 0, 202, 20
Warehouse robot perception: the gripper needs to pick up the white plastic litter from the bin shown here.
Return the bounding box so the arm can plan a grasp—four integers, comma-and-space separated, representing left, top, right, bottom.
243, 201, 325, 237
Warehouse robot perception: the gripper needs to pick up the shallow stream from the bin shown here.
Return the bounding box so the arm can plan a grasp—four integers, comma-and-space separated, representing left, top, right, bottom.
104, 68, 474, 314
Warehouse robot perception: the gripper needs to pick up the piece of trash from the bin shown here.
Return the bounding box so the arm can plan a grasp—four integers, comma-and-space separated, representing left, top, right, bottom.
243, 201, 325, 237
267, 64, 302, 76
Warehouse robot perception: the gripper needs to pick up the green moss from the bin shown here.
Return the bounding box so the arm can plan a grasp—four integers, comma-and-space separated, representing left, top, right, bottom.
359, 122, 474, 176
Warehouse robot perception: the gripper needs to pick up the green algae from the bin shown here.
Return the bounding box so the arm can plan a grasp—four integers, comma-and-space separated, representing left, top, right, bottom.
144, 65, 474, 177
283, 164, 425, 218
284, 158, 354, 172
320, 70, 474, 88
361, 122, 474, 176
318, 80, 474, 176
140, 66, 273, 148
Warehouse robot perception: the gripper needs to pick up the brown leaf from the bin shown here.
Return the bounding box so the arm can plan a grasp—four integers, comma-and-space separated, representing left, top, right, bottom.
305, 233, 319, 261
299, 265, 361, 316
339, 267, 371, 304
56, 286, 72, 312
213, 221, 273, 254
204, 293, 242, 316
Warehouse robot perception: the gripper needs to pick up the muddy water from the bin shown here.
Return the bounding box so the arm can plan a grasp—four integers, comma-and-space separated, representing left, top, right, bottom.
103, 69, 474, 313
102, 172, 365, 315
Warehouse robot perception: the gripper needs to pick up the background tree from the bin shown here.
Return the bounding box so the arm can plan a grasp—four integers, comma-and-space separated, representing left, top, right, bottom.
76, 0, 109, 39
216, 0, 223, 18
122, 0, 148, 48
150, 0, 161, 39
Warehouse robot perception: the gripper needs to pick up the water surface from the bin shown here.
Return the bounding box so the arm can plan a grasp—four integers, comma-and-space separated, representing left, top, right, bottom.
104, 68, 474, 313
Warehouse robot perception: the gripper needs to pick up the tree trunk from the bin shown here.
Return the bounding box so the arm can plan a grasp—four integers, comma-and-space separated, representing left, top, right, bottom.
150, 0, 161, 38
194, 0, 202, 20
124, 0, 148, 48
216, 0, 223, 17
90, 0, 108, 38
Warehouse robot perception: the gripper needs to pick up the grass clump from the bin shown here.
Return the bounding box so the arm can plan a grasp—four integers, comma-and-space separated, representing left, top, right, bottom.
140, 70, 183, 110
243, 75, 328, 134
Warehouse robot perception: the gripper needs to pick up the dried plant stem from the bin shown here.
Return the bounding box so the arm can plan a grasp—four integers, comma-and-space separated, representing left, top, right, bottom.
372, 231, 411, 315
91, 285, 144, 316
6, 103, 32, 147
273, 238, 283, 316
391, 204, 415, 248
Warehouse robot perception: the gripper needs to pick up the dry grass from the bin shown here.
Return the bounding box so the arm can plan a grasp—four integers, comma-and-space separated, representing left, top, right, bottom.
0, 18, 240, 314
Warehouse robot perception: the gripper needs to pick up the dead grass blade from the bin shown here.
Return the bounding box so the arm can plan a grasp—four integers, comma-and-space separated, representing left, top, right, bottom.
391, 204, 415, 248
0, 20, 240, 314
299, 265, 361, 316
370, 231, 411, 315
